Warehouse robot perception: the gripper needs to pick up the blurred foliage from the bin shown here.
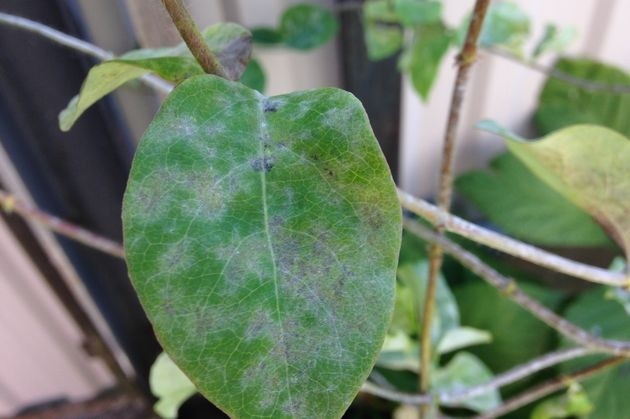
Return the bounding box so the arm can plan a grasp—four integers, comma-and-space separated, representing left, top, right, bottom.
456, 152, 610, 247
535, 58, 630, 137
560, 288, 630, 418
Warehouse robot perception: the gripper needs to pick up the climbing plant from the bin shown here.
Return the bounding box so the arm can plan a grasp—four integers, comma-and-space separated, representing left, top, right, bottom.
0, 1, 628, 418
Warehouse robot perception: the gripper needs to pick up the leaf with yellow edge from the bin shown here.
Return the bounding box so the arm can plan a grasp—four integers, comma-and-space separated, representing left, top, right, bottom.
478, 120, 630, 262
59, 23, 251, 131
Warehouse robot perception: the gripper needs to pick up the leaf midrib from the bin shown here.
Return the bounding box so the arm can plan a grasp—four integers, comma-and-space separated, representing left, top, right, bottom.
257, 94, 295, 414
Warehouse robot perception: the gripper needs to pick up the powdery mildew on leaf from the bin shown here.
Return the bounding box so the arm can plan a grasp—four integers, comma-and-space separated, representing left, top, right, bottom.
123, 75, 401, 418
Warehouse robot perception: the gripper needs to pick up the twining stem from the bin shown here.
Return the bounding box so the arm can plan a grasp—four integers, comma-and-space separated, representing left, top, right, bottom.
475, 357, 626, 419
162, 0, 228, 78
0, 189, 125, 259
405, 218, 630, 356
362, 346, 592, 405
420, 0, 491, 404
398, 189, 628, 286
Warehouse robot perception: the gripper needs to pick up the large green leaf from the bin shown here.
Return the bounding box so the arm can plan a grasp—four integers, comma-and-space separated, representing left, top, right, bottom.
59, 23, 252, 131
432, 352, 501, 412
534, 58, 630, 137
456, 152, 610, 247
561, 288, 630, 418
363, 0, 404, 61
399, 23, 451, 101
479, 121, 630, 261
280, 4, 338, 50
123, 75, 401, 418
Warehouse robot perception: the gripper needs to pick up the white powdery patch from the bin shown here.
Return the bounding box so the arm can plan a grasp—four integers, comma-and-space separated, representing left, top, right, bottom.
168, 115, 199, 138
158, 238, 195, 276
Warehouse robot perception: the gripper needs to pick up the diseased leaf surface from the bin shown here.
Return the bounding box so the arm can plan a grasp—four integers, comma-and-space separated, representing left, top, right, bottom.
123, 75, 401, 418
480, 121, 630, 258
456, 152, 610, 247
60, 23, 252, 131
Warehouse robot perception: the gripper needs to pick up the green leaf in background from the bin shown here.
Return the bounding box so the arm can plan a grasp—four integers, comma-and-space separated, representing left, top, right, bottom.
123, 75, 401, 418
531, 383, 593, 419
561, 288, 630, 418
377, 326, 489, 372
280, 4, 338, 50
458, 1, 529, 55
480, 1, 529, 53
456, 152, 610, 247
436, 326, 492, 354
363, 0, 404, 60
480, 121, 630, 261
432, 352, 502, 412
150, 352, 197, 419
59, 23, 252, 131
399, 23, 451, 101
393, 261, 459, 341
532, 24, 577, 59
251, 27, 284, 45
534, 58, 630, 137
394, 0, 442, 27
454, 280, 562, 375
378, 330, 420, 372
240, 58, 266, 92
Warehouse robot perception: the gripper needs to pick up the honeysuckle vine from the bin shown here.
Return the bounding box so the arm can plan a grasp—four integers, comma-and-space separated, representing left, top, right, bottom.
1, 4, 629, 418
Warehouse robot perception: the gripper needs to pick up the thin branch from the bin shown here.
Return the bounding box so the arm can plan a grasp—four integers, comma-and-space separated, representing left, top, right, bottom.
0, 12, 173, 94
440, 347, 592, 405
475, 357, 626, 419
162, 0, 227, 78
421, 0, 492, 402
398, 189, 628, 287
361, 347, 593, 406
486, 47, 630, 94
405, 218, 630, 356
0, 189, 125, 259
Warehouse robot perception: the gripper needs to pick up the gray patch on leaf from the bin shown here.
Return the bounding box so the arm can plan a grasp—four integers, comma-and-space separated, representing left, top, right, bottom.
250, 157, 275, 173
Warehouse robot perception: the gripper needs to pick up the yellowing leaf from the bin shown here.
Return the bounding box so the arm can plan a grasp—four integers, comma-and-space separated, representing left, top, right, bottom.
479, 121, 630, 262
150, 352, 197, 419
59, 23, 252, 131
